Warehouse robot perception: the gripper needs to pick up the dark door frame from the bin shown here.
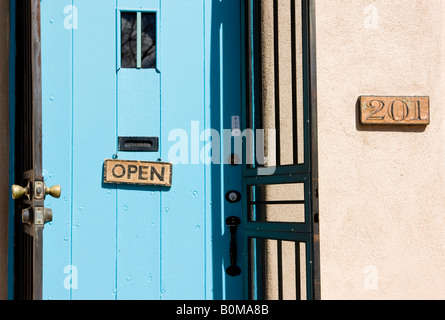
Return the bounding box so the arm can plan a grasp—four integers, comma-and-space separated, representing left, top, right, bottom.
12, 0, 44, 300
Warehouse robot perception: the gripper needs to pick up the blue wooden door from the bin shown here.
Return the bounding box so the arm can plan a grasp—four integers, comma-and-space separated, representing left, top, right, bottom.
40, 0, 243, 300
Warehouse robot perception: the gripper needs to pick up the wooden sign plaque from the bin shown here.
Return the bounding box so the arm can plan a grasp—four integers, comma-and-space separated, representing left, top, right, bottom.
103, 159, 172, 187
360, 96, 430, 125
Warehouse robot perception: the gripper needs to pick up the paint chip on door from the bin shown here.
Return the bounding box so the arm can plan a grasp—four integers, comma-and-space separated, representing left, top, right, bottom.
103, 159, 172, 187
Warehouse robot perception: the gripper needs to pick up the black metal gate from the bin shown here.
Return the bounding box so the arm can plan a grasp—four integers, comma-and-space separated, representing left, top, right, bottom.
242, 0, 320, 300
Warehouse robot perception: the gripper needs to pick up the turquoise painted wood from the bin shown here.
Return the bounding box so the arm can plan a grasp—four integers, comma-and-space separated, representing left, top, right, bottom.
41, 0, 243, 300
116, 0, 161, 299
41, 0, 73, 300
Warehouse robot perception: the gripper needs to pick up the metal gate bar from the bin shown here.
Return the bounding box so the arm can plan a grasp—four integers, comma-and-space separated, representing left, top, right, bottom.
272, 0, 281, 166
290, 0, 300, 165
294, 241, 301, 300
276, 240, 283, 300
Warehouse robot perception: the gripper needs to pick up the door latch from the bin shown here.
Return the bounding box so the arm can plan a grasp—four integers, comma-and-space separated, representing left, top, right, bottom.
21, 207, 53, 226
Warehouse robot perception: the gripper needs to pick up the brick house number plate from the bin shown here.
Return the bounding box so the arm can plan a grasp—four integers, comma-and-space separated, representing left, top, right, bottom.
360, 96, 430, 125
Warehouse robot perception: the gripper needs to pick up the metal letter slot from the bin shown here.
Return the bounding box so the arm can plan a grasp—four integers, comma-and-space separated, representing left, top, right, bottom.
118, 137, 159, 152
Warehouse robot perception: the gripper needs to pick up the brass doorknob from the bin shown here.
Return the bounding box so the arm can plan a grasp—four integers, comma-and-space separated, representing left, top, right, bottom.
46, 185, 61, 199
12, 185, 30, 200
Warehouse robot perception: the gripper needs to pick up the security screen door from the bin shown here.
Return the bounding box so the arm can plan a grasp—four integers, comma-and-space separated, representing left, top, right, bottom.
242, 0, 320, 300
40, 0, 244, 300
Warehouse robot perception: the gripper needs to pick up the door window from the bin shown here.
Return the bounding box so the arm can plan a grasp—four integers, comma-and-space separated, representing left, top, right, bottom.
121, 12, 156, 69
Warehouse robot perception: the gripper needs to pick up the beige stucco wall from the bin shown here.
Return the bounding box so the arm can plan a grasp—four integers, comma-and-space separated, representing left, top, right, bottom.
0, 0, 10, 301
258, 0, 445, 300
316, 0, 445, 299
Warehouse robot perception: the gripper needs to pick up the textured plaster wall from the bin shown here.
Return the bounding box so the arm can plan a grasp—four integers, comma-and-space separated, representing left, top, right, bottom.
316, 0, 445, 299
0, 0, 10, 300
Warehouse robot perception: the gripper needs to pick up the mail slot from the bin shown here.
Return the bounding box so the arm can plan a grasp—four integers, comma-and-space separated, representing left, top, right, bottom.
118, 137, 159, 152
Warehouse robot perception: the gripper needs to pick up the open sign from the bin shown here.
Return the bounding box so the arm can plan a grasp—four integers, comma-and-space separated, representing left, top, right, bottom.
103, 159, 172, 187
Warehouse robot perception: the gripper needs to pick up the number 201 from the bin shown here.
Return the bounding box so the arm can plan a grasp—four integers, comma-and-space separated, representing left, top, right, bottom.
367, 99, 423, 122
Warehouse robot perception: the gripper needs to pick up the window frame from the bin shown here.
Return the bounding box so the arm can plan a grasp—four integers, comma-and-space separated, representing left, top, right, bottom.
116, 8, 160, 71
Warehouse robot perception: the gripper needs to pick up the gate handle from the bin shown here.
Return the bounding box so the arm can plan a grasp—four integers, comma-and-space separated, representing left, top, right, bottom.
226, 216, 242, 277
